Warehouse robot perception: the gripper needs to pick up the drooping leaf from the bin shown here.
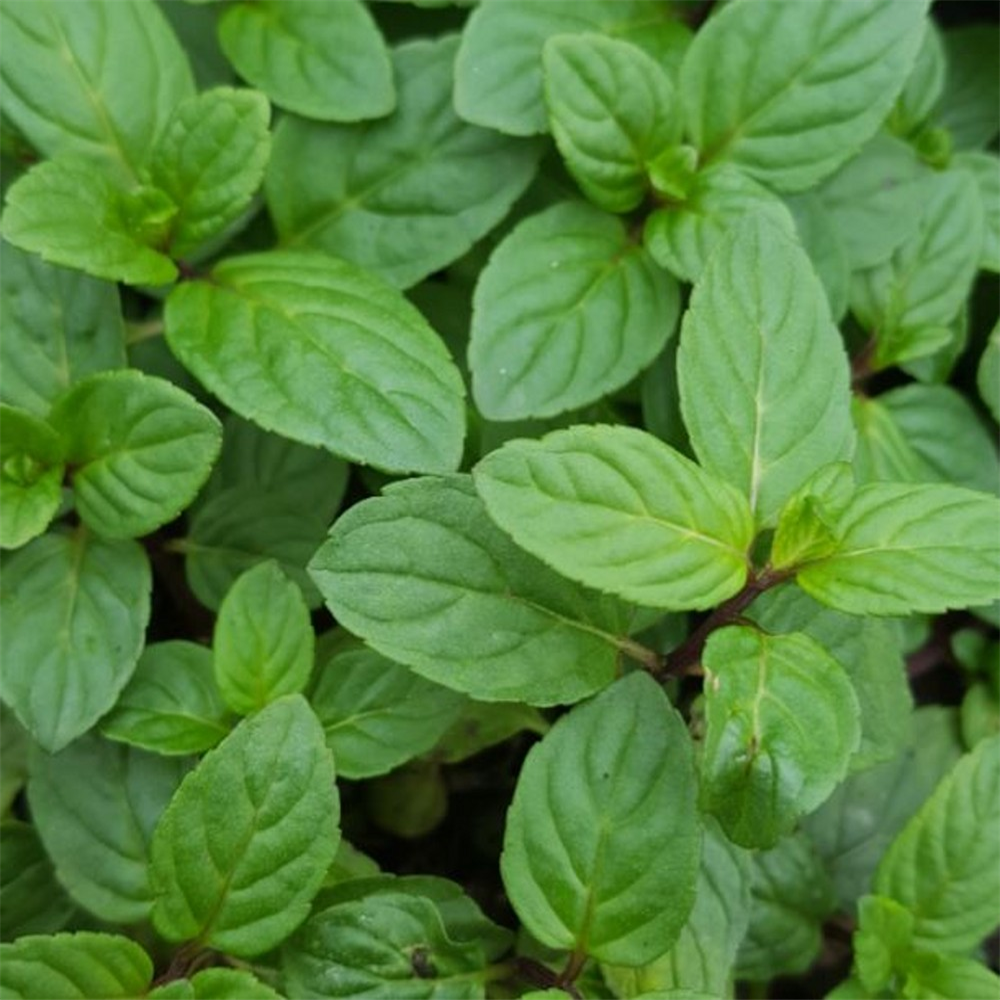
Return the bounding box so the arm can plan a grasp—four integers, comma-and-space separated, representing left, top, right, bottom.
150, 696, 339, 957
0, 531, 150, 752
149, 968, 284, 1000
469, 201, 679, 420
0, 822, 76, 941
501, 673, 701, 965
217, 0, 393, 122
309, 476, 632, 705
936, 25, 1000, 151
267, 36, 542, 289
953, 151, 1000, 273
164, 250, 466, 474
474, 425, 754, 610
680, 0, 929, 191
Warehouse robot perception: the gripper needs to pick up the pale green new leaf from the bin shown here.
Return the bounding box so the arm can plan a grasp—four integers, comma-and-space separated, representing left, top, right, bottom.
49, 371, 221, 539
149, 968, 283, 1000
0, 531, 150, 752
0, 242, 126, 416
474, 425, 753, 609
217, 0, 393, 122
148, 87, 271, 258
681, 0, 929, 191
469, 201, 679, 420
543, 34, 679, 213
0, 822, 76, 941
953, 151, 1000, 273
903, 953, 1000, 1000
27, 735, 187, 923
165, 250, 465, 475
267, 36, 541, 289
769, 464, 854, 571
309, 476, 631, 705
797, 483, 1000, 615
0, 0, 194, 179
150, 696, 339, 957
854, 894, 916, 995
502, 673, 701, 965
0, 933, 153, 1000
700, 626, 861, 848
875, 735, 1000, 954
978, 323, 1000, 423
678, 214, 854, 526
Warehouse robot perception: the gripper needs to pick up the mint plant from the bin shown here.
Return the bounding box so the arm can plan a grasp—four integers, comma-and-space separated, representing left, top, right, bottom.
1, 1, 998, 998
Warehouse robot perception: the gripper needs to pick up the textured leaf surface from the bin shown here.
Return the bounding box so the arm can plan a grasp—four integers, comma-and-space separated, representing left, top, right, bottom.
0, 531, 150, 752
310, 476, 631, 705
701, 627, 861, 848
502, 673, 700, 965
218, 0, 393, 122
783, 192, 849, 321
49, 371, 221, 539
151, 696, 339, 957
797, 483, 1000, 615
165, 250, 465, 474
149, 968, 283, 1000
954, 151, 1000, 273
27, 735, 187, 923
475, 425, 753, 609
267, 37, 541, 289
470, 201, 679, 420
681, 0, 929, 190
0, 822, 75, 941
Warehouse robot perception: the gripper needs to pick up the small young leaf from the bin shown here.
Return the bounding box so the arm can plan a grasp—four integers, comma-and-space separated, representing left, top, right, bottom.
770, 464, 854, 572
474, 425, 754, 610
680, 0, 930, 190
27, 735, 188, 924
854, 894, 916, 995
149, 967, 283, 1000
469, 201, 680, 420
217, 0, 393, 122
150, 696, 339, 957
164, 250, 466, 475
502, 673, 700, 965
700, 626, 861, 848
310, 476, 631, 706
48, 371, 221, 539
0, 531, 150, 752
0, 822, 76, 941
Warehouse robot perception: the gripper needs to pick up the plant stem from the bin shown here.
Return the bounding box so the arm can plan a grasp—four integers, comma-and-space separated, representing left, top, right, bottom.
125, 317, 165, 345
618, 636, 667, 674
850, 335, 878, 389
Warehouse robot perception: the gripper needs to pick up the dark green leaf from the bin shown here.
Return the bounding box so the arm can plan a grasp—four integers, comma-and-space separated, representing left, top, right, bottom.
0, 822, 75, 941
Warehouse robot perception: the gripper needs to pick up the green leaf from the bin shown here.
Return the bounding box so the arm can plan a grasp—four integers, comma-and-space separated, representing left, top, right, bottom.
542, 34, 679, 213
213, 562, 314, 716
148, 87, 272, 258
0, 933, 153, 1000
875, 735, 1000, 954
680, 0, 929, 191
310, 646, 465, 780
797, 483, 1000, 615
149, 968, 284, 1000
455, 0, 677, 137
309, 476, 631, 705
0, 0, 194, 179
474, 425, 754, 610
700, 626, 861, 848
854, 894, 916, 995
902, 952, 1000, 1000
0, 242, 126, 416
0, 822, 75, 941
101, 641, 232, 756
27, 734, 187, 924
1, 156, 179, 286
770, 464, 854, 571
890, 22, 946, 137
783, 192, 849, 321
217, 0, 393, 122
48, 371, 221, 539
644, 164, 795, 284
164, 250, 466, 474
937, 25, 1000, 151
0, 707, 30, 818
266, 36, 541, 291
0, 531, 150, 752
953, 151, 1000, 273
977, 324, 1000, 422
469, 201, 679, 420
430, 701, 549, 765
0, 406, 65, 550
677, 213, 854, 527
501, 673, 701, 965
150, 695, 339, 957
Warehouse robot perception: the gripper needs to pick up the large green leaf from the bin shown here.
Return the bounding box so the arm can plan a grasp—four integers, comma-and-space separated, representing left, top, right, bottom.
267, 36, 542, 290
501, 673, 701, 965
27, 735, 187, 923
217, 0, 393, 122
150, 696, 338, 957
0, 531, 150, 752
678, 214, 854, 526
164, 250, 466, 475
797, 483, 1000, 615
309, 476, 632, 705
474, 425, 753, 609
680, 0, 929, 191
0, 822, 75, 941
700, 626, 860, 848
469, 201, 679, 420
